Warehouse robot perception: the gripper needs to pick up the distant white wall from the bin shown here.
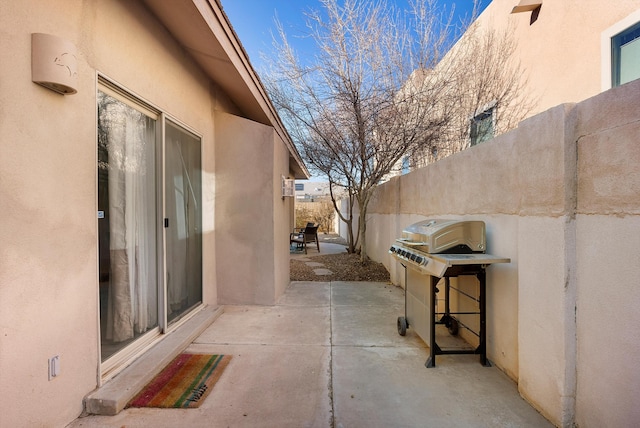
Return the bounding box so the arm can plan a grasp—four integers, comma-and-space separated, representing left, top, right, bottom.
295, 181, 331, 199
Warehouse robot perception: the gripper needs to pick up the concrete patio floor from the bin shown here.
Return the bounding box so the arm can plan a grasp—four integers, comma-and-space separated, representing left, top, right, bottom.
70, 271, 551, 427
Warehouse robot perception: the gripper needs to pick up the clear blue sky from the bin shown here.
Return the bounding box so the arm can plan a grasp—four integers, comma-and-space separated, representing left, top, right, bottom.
222, 0, 491, 72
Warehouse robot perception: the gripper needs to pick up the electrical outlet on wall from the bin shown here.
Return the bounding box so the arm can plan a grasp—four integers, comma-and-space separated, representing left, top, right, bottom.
48, 355, 60, 380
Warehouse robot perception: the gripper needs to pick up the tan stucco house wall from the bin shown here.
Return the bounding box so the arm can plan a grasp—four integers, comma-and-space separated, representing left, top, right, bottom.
0, 1, 306, 426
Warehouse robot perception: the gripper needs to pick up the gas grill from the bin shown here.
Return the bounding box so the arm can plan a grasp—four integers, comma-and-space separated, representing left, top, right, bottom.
389, 219, 510, 367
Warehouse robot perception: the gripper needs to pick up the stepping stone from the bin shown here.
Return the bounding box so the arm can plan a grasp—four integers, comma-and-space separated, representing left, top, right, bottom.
305, 262, 324, 267
313, 268, 333, 276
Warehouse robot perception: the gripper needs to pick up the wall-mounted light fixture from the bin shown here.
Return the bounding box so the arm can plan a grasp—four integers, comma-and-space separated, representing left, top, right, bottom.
282, 176, 295, 199
511, 0, 542, 14
32, 33, 78, 95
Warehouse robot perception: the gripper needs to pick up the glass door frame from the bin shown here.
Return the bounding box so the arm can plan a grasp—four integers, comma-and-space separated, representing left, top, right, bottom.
97, 75, 204, 382
162, 118, 204, 326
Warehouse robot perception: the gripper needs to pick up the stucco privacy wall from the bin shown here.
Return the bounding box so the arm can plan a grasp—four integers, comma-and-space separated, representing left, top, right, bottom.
573, 81, 640, 427
366, 79, 640, 426
0, 0, 297, 427
368, 104, 575, 423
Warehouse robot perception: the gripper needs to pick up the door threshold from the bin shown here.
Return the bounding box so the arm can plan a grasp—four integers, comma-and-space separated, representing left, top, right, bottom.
84, 305, 223, 416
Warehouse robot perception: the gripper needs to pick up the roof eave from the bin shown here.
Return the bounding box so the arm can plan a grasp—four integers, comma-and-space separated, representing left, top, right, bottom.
141, 0, 309, 179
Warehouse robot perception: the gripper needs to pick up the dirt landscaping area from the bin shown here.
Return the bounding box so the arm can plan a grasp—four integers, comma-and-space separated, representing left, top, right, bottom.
290, 234, 391, 282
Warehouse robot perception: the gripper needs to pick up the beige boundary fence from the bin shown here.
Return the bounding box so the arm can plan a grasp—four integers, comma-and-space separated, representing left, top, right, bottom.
355, 79, 640, 427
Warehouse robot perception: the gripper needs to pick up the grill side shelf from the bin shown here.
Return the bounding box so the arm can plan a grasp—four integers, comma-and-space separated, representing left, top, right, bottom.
430, 253, 511, 266
389, 246, 510, 277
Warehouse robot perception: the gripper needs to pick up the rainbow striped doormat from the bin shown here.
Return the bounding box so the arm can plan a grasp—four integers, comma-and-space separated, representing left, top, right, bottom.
128, 353, 232, 408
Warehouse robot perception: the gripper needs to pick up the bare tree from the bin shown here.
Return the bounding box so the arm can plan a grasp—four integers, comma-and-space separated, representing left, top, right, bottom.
264, 0, 467, 261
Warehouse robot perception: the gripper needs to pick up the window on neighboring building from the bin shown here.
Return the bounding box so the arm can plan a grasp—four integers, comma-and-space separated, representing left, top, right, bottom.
612, 21, 640, 87
470, 107, 495, 146
295, 183, 304, 191
401, 156, 410, 175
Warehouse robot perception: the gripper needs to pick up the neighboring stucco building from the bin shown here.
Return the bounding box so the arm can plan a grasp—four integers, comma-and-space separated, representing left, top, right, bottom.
393, 0, 640, 173
0, 1, 307, 426
474, 0, 640, 125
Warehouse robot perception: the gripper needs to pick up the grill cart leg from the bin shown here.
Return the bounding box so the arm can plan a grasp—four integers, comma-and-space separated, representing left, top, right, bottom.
477, 269, 491, 367
425, 275, 439, 368
397, 264, 409, 337
426, 270, 491, 368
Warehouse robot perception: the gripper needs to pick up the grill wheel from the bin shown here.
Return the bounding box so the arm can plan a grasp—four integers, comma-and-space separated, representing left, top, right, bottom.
397, 316, 408, 336
446, 317, 459, 336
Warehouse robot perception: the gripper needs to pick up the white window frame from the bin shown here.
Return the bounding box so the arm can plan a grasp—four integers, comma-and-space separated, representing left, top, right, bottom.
601, 9, 640, 91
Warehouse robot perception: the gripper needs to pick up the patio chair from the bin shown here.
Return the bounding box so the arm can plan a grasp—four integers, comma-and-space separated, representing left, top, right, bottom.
293, 222, 315, 234
290, 224, 320, 254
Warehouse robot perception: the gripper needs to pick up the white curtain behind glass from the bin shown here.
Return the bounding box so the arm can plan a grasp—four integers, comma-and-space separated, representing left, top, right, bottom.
99, 93, 157, 343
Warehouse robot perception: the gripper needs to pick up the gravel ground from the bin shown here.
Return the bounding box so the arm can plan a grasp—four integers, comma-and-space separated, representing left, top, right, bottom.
290, 234, 391, 282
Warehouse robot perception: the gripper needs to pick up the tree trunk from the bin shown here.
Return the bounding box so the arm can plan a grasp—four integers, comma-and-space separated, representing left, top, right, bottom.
358, 198, 368, 262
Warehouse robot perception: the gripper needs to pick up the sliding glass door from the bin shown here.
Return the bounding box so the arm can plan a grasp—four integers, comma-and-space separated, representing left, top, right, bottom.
97, 83, 202, 365
165, 121, 202, 323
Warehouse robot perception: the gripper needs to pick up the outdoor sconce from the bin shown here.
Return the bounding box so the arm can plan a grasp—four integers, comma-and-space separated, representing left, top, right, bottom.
32, 33, 78, 95
511, 0, 542, 14
282, 176, 295, 199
